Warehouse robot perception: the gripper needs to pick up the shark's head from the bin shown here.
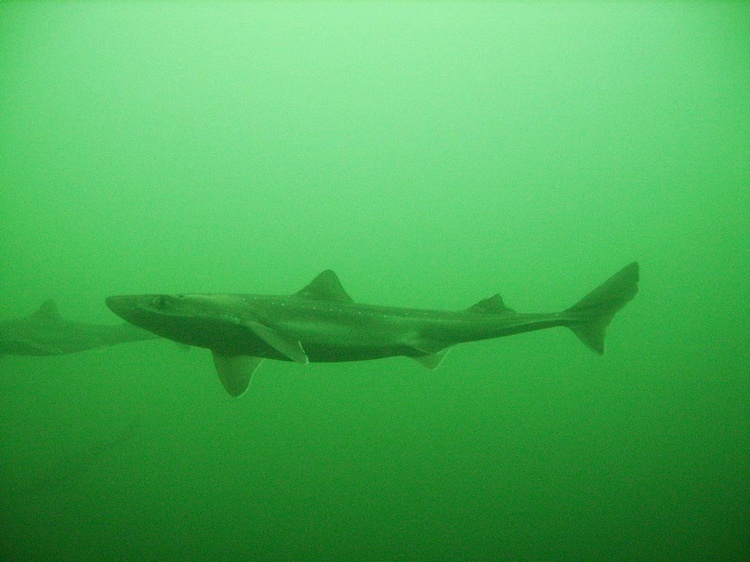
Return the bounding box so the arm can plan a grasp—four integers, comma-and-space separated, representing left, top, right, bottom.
105, 294, 249, 353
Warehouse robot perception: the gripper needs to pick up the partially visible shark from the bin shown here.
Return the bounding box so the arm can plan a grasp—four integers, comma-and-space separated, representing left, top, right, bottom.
0, 299, 160, 356
106, 262, 639, 398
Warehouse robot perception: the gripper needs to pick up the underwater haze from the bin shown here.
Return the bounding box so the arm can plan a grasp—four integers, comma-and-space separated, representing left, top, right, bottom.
1, 2, 748, 561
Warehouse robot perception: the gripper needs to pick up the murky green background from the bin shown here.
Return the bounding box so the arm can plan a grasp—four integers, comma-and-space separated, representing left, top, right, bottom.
1, 3, 748, 560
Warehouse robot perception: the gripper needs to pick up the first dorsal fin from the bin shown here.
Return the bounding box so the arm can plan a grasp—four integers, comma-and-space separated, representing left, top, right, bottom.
295, 270, 354, 302
465, 294, 515, 315
33, 299, 62, 320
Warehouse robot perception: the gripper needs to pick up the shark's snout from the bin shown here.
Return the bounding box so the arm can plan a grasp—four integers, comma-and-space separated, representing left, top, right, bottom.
105, 295, 126, 315
106, 295, 145, 322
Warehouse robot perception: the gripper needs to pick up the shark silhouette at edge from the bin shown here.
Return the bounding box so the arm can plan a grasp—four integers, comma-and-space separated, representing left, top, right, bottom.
105, 262, 639, 398
0, 299, 160, 356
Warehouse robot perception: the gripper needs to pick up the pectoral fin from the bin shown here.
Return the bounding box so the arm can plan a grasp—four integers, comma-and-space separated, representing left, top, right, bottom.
244, 321, 309, 364
212, 351, 264, 397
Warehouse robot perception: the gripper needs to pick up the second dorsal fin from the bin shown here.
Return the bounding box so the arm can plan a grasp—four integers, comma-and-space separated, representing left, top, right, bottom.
465, 294, 515, 315
295, 270, 354, 302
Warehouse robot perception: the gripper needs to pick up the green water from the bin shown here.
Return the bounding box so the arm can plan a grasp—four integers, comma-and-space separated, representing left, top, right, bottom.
1, 3, 748, 561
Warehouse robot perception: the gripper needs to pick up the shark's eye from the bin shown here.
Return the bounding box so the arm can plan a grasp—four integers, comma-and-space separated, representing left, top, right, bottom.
152, 296, 169, 309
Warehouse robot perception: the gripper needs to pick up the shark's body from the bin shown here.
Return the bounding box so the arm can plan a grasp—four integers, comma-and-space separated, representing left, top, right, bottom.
0, 299, 160, 356
106, 262, 639, 397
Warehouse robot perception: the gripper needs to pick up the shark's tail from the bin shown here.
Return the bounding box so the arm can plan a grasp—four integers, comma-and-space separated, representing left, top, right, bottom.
563, 262, 639, 354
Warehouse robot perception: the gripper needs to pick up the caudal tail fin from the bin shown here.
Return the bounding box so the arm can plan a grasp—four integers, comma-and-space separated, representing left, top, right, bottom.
564, 262, 639, 354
